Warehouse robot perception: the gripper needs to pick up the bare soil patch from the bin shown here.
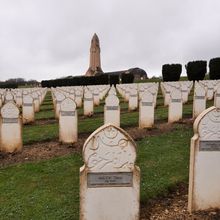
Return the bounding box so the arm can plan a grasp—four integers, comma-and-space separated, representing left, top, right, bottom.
140, 183, 220, 220
0, 120, 192, 168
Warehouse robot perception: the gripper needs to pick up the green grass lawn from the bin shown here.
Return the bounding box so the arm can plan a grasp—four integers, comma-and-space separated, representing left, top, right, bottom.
23, 89, 205, 144
0, 124, 192, 220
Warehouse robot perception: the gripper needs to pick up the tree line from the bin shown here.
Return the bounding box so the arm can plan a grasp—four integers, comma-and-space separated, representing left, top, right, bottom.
162, 57, 220, 82
41, 73, 134, 88
0, 78, 39, 89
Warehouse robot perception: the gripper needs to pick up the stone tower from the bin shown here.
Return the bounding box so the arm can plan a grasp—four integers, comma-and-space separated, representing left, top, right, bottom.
85, 33, 103, 76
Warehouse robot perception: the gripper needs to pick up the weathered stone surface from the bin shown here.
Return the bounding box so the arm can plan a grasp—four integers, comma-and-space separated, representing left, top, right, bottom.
0, 102, 22, 153
128, 89, 138, 111
55, 93, 66, 119
84, 90, 94, 116
188, 106, 220, 212
104, 95, 120, 127
168, 89, 182, 123
59, 98, 77, 143
193, 82, 206, 118
22, 95, 34, 124
139, 91, 154, 128
80, 124, 140, 220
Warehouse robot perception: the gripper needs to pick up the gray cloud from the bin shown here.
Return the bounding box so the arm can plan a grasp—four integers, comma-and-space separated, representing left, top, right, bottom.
0, 0, 220, 80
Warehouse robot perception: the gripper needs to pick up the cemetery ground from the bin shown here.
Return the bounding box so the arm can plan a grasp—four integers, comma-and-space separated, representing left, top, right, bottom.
0, 90, 220, 219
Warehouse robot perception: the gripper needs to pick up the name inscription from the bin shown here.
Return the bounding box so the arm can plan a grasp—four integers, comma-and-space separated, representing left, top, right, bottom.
87, 172, 133, 188
195, 96, 205, 100
60, 111, 75, 116
106, 106, 119, 111
172, 99, 181, 103
2, 118, 18, 124
200, 140, 220, 151
142, 102, 153, 106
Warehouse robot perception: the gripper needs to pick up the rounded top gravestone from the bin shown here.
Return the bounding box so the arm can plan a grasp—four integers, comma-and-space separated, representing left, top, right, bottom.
60, 98, 76, 111
195, 83, 206, 97
82, 123, 137, 172
75, 90, 82, 97
23, 95, 34, 106
141, 91, 154, 102
1, 102, 19, 118
170, 88, 182, 101
5, 93, 14, 102
195, 106, 220, 140
55, 93, 66, 103
105, 95, 119, 106
84, 90, 93, 99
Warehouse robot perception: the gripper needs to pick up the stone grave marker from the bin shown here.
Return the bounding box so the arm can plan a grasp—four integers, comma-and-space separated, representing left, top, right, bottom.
59, 98, 77, 143
139, 91, 154, 128
5, 92, 14, 103
193, 83, 206, 118
128, 89, 138, 111
55, 93, 66, 119
181, 84, 189, 104
16, 91, 23, 107
75, 90, 83, 107
188, 106, 220, 212
80, 124, 140, 220
0, 102, 22, 152
0, 94, 2, 108
93, 89, 100, 106
22, 95, 35, 124
104, 95, 120, 127
84, 90, 94, 116
32, 92, 40, 112
214, 86, 220, 108
168, 88, 183, 123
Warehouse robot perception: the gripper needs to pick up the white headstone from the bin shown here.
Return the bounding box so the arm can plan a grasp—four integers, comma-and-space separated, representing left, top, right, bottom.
93, 89, 100, 106
193, 83, 206, 118
128, 89, 138, 111
0, 102, 22, 153
32, 92, 40, 112
84, 90, 94, 116
214, 86, 220, 108
75, 90, 83, 107
5, 92, 14, 103
59, 98, 77, 143
22, 95, 35, 124
80, 124, 140, 220
55, 93, 66, 119
168, 89, 183, 123
188, 106, 220, 212
139, 91, 154, 128
104, 95, 120, 127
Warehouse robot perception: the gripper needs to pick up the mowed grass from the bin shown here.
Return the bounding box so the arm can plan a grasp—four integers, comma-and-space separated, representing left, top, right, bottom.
23, 89, 214, 145
0, 124, 192, 220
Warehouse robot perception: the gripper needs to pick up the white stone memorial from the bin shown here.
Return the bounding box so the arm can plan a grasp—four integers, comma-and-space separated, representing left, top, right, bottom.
22, 95, 35, 124
80, 124, 140, 220
193, 83, 206, 118
84, 90, 94, 116
188, 106, 220, 212
139, 91, 154, 128
55, 93, 66, 119
93, 89, 100, 106
59, 98, 78, 144
104, 95, 120, 127
168, 89, 183, 123
0, 102, 22, 153
128, 89, 138, 111
214, 86, 220, 108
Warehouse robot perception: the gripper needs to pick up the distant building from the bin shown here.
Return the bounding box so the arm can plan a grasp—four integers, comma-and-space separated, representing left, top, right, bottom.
104, 68, 148, 80
85, 34, 148, 80
85, 33, 103, 76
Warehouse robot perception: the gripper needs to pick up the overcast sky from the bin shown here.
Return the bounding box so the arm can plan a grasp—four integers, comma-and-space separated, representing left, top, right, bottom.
0, 0, 220, 81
